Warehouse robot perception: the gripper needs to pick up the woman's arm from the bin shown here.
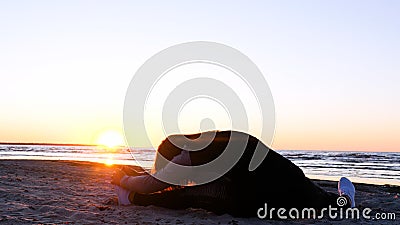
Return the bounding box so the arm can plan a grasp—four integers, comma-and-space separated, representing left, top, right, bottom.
116, 150, 191, 194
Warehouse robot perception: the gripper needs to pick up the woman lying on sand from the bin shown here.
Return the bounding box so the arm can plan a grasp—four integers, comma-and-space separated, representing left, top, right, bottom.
111, 130, 355, 218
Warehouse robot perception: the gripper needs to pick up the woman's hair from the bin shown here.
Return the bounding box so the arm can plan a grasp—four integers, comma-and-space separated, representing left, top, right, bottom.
152, 136, 183, 173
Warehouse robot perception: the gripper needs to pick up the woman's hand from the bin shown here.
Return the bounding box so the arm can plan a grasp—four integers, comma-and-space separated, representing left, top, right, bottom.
111, 168, 127, 186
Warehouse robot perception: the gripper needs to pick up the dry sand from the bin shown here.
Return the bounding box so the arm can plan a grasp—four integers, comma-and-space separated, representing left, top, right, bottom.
0, 160, 398, 225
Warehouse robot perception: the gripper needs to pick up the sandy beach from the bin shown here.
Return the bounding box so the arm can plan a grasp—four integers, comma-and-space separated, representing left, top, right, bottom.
0, 160, 398, 225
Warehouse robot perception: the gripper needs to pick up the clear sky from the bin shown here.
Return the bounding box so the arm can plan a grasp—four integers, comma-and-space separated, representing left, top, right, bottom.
0, 1, 399, 152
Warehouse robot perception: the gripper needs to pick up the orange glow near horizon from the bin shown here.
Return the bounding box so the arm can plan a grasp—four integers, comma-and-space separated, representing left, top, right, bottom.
1, 1, 400, 154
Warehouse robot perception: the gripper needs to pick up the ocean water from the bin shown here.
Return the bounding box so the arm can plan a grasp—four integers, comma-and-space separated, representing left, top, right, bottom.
0, 144, 399, 186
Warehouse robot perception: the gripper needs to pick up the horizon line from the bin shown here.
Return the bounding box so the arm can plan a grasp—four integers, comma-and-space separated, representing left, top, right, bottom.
0, 141, 398, 153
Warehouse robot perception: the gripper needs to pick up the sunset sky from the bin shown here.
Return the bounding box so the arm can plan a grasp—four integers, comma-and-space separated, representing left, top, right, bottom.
1, 1, 399, 152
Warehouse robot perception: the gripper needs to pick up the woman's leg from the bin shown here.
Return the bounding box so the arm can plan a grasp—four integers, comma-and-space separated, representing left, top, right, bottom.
132, 176, 236, 215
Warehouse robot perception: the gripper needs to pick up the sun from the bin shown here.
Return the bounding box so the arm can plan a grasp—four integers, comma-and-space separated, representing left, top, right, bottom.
96, 130, 125, 148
